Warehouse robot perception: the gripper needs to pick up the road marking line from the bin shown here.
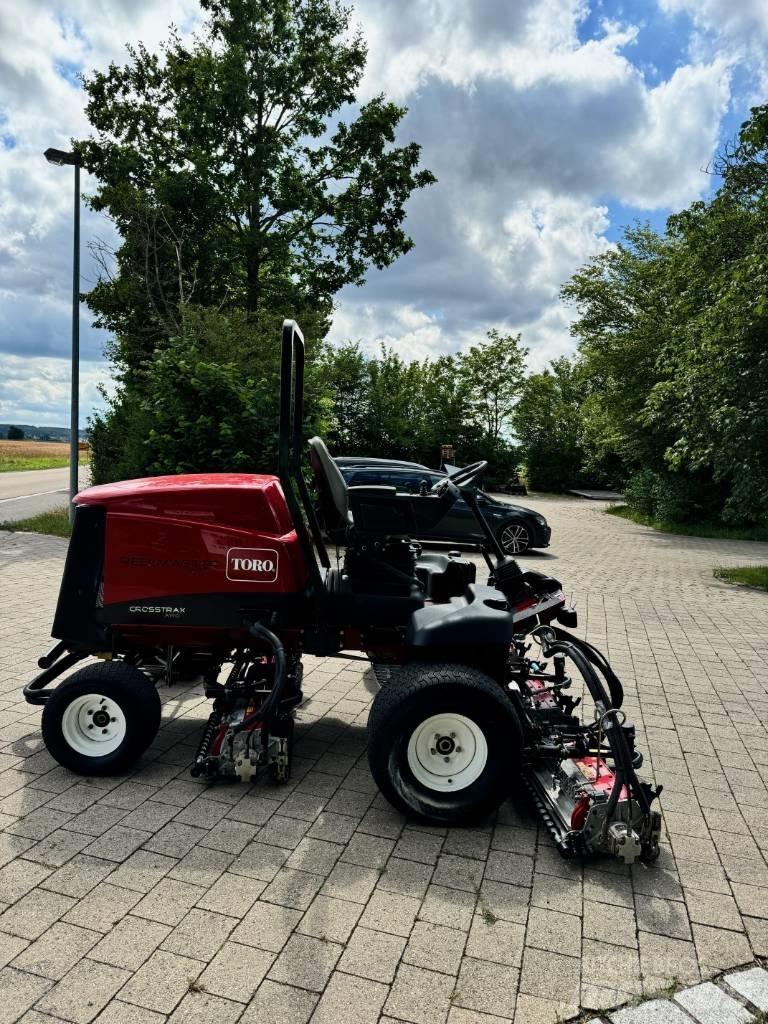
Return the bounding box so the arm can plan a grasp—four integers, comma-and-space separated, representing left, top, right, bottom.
0, 488, 68, 503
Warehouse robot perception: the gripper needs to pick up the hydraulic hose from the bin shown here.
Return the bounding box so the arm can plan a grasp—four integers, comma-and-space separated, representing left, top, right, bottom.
532, 627, 651, 815
231, 621, 288, 733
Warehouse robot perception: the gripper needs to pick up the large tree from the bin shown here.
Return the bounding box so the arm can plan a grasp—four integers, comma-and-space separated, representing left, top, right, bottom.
79, 0, 435, 376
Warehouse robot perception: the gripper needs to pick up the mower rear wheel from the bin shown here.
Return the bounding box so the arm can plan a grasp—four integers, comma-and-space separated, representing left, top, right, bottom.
367, 663, 523, 825
42, 661, 161, 776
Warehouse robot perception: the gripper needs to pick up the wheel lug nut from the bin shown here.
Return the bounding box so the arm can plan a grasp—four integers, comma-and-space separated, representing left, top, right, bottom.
87, 710, 93, 716
110, 717, 116, 723
88, 724, 94, 730
443, 756, 450, 763
102, 729, 108, 734
456, 746, 462, 753
450, 732, 456, 738
430, 748, 436, 755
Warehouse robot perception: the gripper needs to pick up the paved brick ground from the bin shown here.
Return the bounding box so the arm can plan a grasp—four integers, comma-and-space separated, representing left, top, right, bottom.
1, 496, 767, 1024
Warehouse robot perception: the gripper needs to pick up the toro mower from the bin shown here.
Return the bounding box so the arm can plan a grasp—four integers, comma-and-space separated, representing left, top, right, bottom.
24, 321, 662, 864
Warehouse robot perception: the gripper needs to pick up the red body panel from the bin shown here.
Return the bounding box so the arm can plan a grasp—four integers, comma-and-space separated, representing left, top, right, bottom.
76, 474, 309, 604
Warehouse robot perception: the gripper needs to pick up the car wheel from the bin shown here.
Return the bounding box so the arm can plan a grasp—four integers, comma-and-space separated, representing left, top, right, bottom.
41, 661, 161, 776
498, 521, 531, 555
367, 663, 523, 824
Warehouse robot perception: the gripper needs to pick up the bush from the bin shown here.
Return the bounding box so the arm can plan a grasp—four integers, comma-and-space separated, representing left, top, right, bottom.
624, 469, 726, 524
7, 425, 24, 440
623, 470, 658, 518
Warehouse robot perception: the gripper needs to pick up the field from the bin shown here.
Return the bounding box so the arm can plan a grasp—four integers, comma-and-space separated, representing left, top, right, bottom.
0, 439, 82, 472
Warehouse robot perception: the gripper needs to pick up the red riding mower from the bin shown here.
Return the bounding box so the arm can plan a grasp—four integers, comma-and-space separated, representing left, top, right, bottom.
25, 321, 661, 864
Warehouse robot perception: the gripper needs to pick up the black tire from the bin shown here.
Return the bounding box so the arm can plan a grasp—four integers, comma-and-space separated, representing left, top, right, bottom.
41, 661, 162, 776
497, 520, 531, 555
367, 663, 524, 824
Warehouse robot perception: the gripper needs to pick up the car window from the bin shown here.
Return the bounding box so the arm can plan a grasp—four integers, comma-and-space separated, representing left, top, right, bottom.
347, 468, 382, 486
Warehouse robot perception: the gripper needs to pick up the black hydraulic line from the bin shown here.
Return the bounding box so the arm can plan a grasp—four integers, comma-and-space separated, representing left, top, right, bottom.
38, 640, 67, 669
532, 629, 651, 815
23, 651, 87, 705
548, 626, 624, 709
231, 621, 288, 733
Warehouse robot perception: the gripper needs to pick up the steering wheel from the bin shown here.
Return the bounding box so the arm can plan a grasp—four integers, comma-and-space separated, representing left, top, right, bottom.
430, 460, 488, 495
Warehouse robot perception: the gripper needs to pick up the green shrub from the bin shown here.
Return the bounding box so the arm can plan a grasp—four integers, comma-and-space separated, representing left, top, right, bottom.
623, 470, 658, 518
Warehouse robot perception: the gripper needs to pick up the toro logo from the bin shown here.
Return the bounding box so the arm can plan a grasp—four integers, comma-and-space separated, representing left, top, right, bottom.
226, 547, 279, 583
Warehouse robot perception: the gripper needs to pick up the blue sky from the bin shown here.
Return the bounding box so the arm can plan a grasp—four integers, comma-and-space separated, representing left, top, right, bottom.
0, 0, 765, 427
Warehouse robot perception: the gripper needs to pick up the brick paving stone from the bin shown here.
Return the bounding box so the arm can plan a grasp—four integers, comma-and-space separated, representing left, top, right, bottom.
0, 887, 76, 939
196, 940, 274, 1001
92, 1000, 166, 1024
454, 957, 519, 1019
162, 907, 236, 960
286, 837, 343, 876
38, 854, 115, 900
692, 922, 753, 971
0, 967, 52, 1024
298, 893, 363, 942
90, 915, 170, 971
12, 921, 101, 979
725, 966, 768, 1010
239, 979, 318, 1024
310, 970, 388, 1024
635, 895, 692, 940
261, 866, 325, 910
403, 920, 466, 975
321, 862, 379, 903
132, 877, 206, 926
394, 829, 445, 865
520, 947, 581, 1005
168, 845, 235, 887
674, 980, 752, 1024
525, 906, 581, 955
638, 932, 701, 990
37, 959, 131, 1023
118, 949, 205, 1013
231, 900, 302, 952
62, 882, 141, 933
583, 900, 637, 948
514, 994, 579, 1023
166, 991, 243, 1024
465, 915, 524, 967
610, 1000, 691, 1024
338, 924, 406, 982
107, 850, 177, 893
267, 932, 342, 991
341, 832, 395, 869
195, 870, 265, 918
0, 930, 28, 967
386, 962, 457, 1024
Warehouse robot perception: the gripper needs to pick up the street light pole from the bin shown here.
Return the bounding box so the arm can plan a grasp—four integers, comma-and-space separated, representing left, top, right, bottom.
44, 147, 82, 523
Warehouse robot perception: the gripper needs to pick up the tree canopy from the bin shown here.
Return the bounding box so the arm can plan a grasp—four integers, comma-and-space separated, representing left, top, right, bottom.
79, 0, 435, 377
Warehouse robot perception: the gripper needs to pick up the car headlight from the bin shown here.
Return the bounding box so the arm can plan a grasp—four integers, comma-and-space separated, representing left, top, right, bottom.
533, 515, 547, 526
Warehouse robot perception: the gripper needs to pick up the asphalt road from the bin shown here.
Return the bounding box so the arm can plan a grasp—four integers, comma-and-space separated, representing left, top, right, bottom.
0, 465, 90, 522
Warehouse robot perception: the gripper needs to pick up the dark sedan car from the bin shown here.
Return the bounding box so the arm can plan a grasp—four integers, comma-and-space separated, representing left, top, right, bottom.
335, 458, 550, 555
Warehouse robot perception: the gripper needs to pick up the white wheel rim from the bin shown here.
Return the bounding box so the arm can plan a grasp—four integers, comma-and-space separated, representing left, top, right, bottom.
500, 523, 529, 553
407, 713, 488, 792
61, 693, 127, 757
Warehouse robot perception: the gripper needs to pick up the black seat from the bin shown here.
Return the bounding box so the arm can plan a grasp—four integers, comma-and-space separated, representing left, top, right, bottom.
308, 437, 352, 538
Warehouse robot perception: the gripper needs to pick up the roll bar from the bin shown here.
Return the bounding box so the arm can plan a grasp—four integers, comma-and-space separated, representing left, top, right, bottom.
278, 321, 329, 590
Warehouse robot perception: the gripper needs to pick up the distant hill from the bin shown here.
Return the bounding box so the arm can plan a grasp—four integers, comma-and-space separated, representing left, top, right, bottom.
0, 424, 88, 442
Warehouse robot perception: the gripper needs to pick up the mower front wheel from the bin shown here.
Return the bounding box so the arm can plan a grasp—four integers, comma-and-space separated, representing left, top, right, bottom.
367, 663, 523, 825
41, 661, 161, 776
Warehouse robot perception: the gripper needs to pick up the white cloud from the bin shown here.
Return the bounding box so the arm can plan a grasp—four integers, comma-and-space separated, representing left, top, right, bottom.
0, 0, 747, 425
0, 355, 112, 426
